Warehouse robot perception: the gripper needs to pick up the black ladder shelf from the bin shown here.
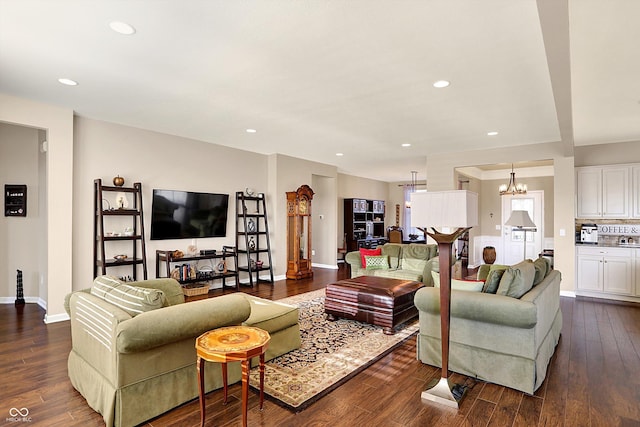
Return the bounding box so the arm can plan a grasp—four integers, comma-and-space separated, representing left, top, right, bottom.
93, 179, 148, 281
235, 191, 274, 286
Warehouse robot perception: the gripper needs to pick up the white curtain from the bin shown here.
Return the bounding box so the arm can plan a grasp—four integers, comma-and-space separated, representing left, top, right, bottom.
403, 186, 427, 237
403, 185, 416, 236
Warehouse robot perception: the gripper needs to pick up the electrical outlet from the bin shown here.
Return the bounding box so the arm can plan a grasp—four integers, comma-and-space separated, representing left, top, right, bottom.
311, 250, 316, 256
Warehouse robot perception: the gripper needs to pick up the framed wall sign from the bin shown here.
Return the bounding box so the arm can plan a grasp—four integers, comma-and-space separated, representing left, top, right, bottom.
5, 184, 27, 217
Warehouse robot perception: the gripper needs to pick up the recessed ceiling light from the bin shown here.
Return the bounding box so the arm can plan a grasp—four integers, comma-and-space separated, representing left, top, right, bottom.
109, 21, 136, 35
487, 131, 499, 136
336, 153, 344, 156
58, 78, 78, 86
433, 80, 450, 88
246, 129, 257, 133
401, 143, 411, 147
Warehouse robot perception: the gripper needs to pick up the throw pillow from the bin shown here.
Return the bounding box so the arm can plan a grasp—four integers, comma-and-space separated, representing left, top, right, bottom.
91, 275, 166, 316
482, 265, 509, 294
365, 255, 389, 270
431, 271, 484, 292
532, 256, 550, 286
359, 248, 382, 268
496, 259, 536, 298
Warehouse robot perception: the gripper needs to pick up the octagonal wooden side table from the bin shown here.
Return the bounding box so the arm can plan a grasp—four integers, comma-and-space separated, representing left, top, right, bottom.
195, 326, 270, 427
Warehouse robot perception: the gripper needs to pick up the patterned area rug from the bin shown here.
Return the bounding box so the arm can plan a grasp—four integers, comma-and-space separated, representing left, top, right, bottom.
249, 289, 419, 411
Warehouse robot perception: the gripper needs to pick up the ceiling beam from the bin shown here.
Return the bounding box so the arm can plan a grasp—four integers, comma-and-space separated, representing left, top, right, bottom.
537, 0, 574, 157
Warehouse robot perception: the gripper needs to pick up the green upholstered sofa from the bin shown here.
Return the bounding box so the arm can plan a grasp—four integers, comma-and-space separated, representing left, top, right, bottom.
414, 259, 562, 394
65, 277, 300, 427
344, 243, 439, 286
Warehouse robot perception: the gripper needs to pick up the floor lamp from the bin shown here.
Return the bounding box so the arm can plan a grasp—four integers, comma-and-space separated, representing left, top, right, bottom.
505, 210, 537, 260
410, 190, 478, 409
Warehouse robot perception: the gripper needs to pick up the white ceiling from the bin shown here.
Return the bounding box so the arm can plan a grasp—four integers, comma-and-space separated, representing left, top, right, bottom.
1, 1, 638, 182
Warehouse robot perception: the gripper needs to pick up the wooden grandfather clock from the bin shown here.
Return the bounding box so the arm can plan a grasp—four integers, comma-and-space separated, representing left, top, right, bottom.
286, 185, 314, 280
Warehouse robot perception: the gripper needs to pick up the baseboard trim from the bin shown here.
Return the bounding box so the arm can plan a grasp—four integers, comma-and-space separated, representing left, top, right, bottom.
44, 312, 70, 324
560, 290, 576, 298
0, 296, 41, 304
312, 263, 338, 270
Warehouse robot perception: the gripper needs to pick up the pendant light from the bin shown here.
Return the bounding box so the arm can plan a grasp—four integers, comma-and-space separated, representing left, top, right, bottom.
405, 171, 418, 208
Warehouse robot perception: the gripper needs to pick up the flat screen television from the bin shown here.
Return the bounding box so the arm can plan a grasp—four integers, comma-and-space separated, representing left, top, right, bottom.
150, 189, 229, 240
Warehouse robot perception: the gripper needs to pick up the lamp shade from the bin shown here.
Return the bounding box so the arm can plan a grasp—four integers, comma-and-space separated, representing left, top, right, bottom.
505, 210, 536, 228
410, 190, 478, 229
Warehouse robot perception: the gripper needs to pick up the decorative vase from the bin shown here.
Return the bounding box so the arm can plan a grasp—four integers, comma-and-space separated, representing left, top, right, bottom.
483, 246, 496, 264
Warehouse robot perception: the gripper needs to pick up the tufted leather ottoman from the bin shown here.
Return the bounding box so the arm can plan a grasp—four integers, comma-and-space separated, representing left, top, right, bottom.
325, 276, 424, 334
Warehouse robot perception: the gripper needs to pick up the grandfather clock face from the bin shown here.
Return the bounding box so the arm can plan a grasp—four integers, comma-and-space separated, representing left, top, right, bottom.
299, 198, 308, 215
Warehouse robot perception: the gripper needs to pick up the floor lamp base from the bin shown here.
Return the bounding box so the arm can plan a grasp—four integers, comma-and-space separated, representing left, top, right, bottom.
421, 377, 464, 409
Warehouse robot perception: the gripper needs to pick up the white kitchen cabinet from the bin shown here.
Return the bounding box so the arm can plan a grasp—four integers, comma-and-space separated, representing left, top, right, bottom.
576, 246, 633, 295
576, 254, 603, 291
635, 249, 640, 296
576, 168, 602, 218
633, 167, 640, 218
576, 166, 630, 218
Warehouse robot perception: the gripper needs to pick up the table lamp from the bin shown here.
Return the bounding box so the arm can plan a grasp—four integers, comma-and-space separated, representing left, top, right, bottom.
411, 190, 478, 408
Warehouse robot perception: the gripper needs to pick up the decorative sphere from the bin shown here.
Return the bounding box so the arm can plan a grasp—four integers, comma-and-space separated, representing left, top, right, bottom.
113, 175, 125, 186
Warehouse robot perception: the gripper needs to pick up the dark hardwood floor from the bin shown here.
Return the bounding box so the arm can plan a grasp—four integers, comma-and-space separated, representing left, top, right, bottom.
1, 264, 640, 426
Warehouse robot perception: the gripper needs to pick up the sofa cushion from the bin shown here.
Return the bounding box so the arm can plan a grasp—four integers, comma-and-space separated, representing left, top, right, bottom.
128, 278, 185, 306
496, 260, 536, 298
359, 248, 381, 267
533, 257, 550, 286
431, 271, 484, 292
381, 244, 402, 269
243, 295, 299, 333
403, 244, 434, 261
482, 265, 509, 294
365, 255, 389, 270
91, 275, 166, 316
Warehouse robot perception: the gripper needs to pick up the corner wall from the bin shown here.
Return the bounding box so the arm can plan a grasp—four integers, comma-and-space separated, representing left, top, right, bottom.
0, 123, 45, 303
0, 93, 74, 322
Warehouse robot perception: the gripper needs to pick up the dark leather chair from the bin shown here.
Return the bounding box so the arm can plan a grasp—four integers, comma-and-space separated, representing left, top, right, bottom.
387, 226, 403, 244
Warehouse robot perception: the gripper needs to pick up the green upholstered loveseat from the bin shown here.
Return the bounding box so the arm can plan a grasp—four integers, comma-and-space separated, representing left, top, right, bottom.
344, 243, 439, 286
65, 277, 300, 427
414, 260, 562, 394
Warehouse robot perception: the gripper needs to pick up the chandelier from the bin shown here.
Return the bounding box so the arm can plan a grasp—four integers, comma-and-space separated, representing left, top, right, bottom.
499, 164, 527, 196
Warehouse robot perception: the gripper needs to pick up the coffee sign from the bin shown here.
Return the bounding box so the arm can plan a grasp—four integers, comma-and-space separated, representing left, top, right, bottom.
598, 224, 640, 236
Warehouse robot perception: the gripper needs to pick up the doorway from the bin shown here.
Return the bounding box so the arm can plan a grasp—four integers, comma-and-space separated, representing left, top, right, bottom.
501, 191, 543, 265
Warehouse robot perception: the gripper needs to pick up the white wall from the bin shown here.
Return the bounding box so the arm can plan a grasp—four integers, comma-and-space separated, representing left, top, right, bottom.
73, 117, 268, 288
575, 140, 640, 166
311, 174, 338, 268
0, 123, 45, 302
0, 94, 73, 323
269, 154, 338, 277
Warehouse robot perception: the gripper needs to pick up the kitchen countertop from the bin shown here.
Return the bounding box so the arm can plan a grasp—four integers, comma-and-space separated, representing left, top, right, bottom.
576, 242, 640, 248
